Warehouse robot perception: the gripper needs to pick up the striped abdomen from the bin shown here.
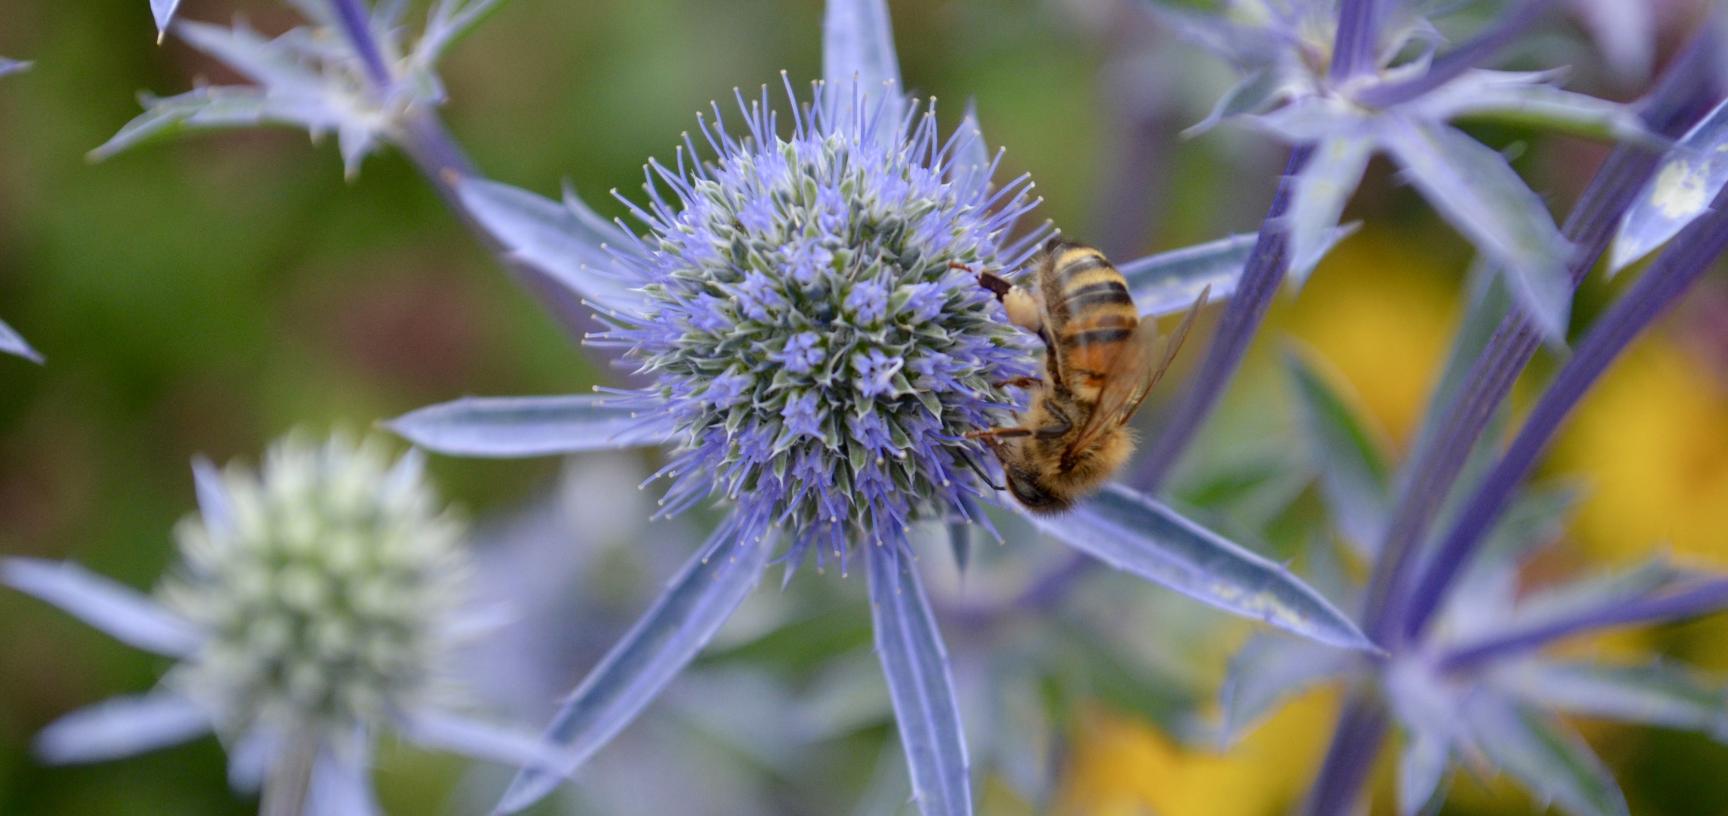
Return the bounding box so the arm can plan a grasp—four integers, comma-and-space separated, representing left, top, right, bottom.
1039, 242, 1138, 402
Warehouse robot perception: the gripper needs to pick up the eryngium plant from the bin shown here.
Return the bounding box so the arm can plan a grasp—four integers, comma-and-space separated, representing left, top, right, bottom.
387, 1, 1377, 812
3, 434, 566, 815
81, 0, 1728, 814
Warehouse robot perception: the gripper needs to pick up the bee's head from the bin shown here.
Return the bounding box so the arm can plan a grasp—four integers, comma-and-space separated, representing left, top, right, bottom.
1006, 468, 1071, 514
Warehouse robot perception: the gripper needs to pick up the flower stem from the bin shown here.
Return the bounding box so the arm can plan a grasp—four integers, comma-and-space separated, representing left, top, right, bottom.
1330, 0, 1380, 80
1405, 185, 1728, 640
1300, 689, 1388, 816
329, 0, 394, 89
260, 731, 318, 816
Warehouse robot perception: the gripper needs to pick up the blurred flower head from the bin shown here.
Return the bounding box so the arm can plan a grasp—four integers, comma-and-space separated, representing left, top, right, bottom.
161, 433, 466, 740
4, 433, 563, 814
98, 0, 503, 176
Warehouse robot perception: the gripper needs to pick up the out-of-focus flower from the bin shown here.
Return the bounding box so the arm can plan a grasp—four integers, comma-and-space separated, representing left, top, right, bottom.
1153, 0, 1653, 341
99, 0, 502, 176
3, 433, 566, 815
1053, 692, 1337, 816
387, 1, 1375, 812
1232, 339, 1728, 816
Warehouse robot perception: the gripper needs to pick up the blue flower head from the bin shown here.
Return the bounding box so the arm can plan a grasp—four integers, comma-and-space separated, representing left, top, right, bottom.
599, 78, 1041, 567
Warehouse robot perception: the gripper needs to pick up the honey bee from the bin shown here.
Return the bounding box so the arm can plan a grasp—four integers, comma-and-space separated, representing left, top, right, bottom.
964, 238, 1208, 513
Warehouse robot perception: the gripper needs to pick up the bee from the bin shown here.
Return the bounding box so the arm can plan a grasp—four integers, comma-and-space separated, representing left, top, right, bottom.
963, 238, 1208, 513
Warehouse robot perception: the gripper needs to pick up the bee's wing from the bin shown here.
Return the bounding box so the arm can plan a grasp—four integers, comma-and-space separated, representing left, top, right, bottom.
1066, 285, 1210, 456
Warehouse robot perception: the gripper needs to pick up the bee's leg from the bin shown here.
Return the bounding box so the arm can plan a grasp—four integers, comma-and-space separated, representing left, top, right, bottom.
970, 267, 1013, 297
1033, 411, 1072, 440
965, 426, 1033, 442
994, 377, 1039, 389
961, 265, 1045, 335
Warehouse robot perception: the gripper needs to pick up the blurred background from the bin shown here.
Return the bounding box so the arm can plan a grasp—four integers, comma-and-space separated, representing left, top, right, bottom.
1, 0, 1725, 813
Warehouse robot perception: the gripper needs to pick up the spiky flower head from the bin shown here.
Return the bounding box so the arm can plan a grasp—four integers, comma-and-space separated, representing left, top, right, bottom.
161, 433, 466, 740
602, 80, 1043, 567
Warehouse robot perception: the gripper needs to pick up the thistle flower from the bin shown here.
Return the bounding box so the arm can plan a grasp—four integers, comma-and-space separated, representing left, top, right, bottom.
1237, 330, 1728, 816
4, 434, 566, 815
386, 1, 1378, 813
1153, 0, 1653, 341
597, 80, 1041, 567
99, 0, 501, 177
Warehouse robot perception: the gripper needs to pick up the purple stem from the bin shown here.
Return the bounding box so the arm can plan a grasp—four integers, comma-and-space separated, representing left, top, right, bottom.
1405, 187, 1728, 640
1439, 579, 1728, 673
1130, 144, 1316, 491
1330, 0, 1380, 81
329, 0, 395, 89
1300, 690, 1389, 816
1354, 0, 1556, 109
1358, 31, 1720, 646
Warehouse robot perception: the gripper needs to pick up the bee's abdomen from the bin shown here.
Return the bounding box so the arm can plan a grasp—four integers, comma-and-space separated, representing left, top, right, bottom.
1047, 246, 1139, 395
